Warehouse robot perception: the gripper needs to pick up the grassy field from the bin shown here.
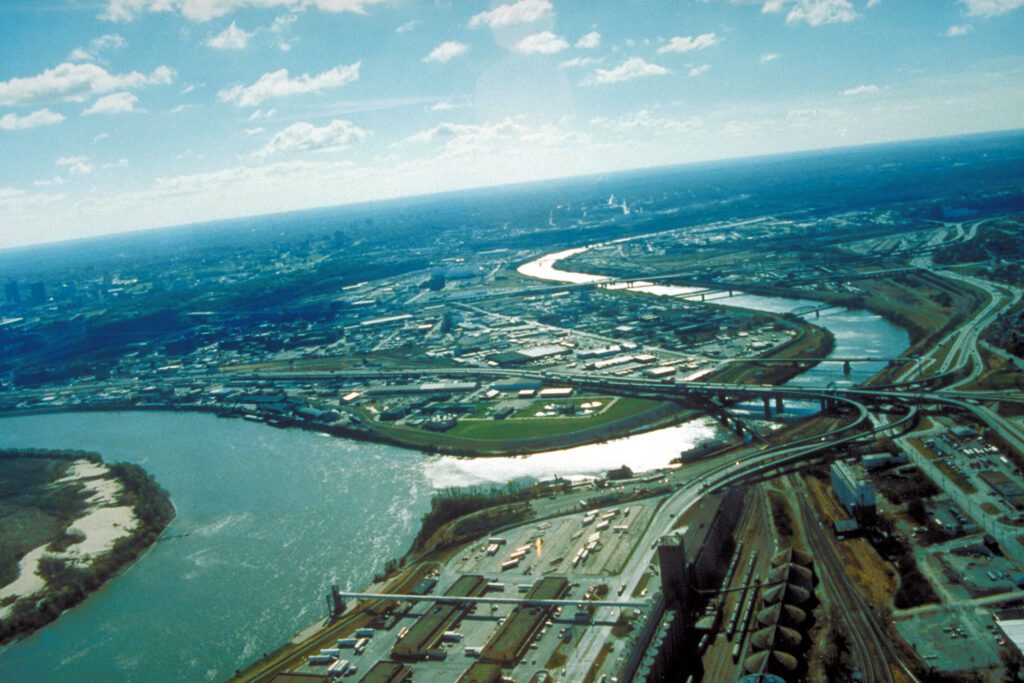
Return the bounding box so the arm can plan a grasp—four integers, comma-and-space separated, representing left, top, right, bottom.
964, 350, 1024, 393
367, 396, 692, 454
448, 396, 657, 441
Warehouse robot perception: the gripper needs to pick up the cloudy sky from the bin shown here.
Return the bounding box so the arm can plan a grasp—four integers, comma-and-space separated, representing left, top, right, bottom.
1, 0, 1023, 249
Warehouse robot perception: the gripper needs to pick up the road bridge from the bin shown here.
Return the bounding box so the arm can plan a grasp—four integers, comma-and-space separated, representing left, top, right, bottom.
333, 592, 646, 609
237, 364, 1022, 409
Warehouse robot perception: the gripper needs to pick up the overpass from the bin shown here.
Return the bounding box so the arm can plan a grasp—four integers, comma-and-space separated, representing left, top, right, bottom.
236, 364, 1023, 448
333, 592, 646, 609
237, 365, 999, 408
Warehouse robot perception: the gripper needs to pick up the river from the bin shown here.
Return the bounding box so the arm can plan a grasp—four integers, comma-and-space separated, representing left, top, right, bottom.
518, 245, 911, 390
0, 246, 908, 682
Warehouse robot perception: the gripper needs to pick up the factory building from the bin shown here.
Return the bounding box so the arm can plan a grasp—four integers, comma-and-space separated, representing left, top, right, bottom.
830, 461, 876, 523
618, 488, 747, 682
657, 536, 687, 610
488, 345, 564, 366
656, 488, 745, 614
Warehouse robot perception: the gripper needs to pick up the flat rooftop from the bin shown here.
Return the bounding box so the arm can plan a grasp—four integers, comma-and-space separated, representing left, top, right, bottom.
392, 575, 487, 660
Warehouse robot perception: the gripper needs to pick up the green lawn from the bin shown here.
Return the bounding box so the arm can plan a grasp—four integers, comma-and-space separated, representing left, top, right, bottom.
368, 395, 689, 454
448, 397, 660, 441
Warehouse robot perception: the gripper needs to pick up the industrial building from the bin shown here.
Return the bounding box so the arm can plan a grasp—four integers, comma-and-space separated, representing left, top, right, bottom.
621, 488, 746, 682
480, 576, 569, 665
391, 575, 488, 660
830, 461, 877, 522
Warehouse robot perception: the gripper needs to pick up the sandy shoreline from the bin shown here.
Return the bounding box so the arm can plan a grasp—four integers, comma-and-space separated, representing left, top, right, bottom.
0, 459, 139, 619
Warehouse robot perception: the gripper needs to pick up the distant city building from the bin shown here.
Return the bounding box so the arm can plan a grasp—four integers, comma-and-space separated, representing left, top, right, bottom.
28, 281, 46, 306
831, 461, 876, 522
3, 281, 17, 304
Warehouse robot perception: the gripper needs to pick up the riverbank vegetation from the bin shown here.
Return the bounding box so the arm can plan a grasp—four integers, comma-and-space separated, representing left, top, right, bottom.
411, 480, 548, 553
0, 449, 174, 645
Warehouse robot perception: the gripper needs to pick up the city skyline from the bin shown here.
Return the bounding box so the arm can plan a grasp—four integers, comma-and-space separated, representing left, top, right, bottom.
2, 0, 1023, 249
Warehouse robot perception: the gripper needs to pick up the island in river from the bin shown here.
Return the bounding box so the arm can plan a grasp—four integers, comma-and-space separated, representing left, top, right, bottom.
0, 448, 174, 645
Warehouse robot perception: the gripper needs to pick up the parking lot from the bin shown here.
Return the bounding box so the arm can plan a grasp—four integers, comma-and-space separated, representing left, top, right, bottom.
453, 500, 656, 581
895, 609, 1006, 675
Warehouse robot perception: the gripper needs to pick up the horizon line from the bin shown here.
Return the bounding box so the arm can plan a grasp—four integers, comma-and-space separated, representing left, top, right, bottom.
2, 125, 1022, 256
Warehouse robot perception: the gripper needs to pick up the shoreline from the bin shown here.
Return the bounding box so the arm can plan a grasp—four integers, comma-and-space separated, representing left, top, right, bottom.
0, 311, 833, 460
0, 451, 175, 647
0, 402, 700, 458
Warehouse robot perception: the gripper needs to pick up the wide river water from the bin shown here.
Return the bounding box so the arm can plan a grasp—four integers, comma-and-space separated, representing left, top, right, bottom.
0, 247, 909, 681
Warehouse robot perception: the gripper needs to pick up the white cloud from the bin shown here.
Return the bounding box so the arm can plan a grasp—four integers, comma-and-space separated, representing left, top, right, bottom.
56, 156, 94, 175
591, 109, 702, 136
761, 0, 784, 12
0, 63, 173, 107
560, 56, 601, 69
253, 118, 367, 157
430, 101, 469, 111
94, 132, 110, 141
760, 52, 781, 63
207, 21, 253, 49
308, 0, 386, 13
423, 41, 469, 64
585, 57, 671, 85
101, 0, 386, 23
841, 83, 879, 96
218, 62, 360, 107
396, 20, 416, 33
247, 107, 276, 120
575, 31, 601, 49
515, 31, 569, 55
945, 23, 974, 36
867, 0, 882, 6
657, 33, 720, 54
399, 118, 585, 157
34, 176, 66, 187
269, 13, 297, 31
245, 126, 265, 135
689, 64, 711, 77
0, 108, 65, 131
149, 159, 332, 195
786, 0, 858, 25
960, 0, 1024, 16
82, 91, 139, 115
69, 33, 127, 61
469, 0, 553, 29
0, 187, 64, 211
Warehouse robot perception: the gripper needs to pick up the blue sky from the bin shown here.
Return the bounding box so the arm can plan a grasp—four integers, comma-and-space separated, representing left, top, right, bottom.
1, 0, 1023, 249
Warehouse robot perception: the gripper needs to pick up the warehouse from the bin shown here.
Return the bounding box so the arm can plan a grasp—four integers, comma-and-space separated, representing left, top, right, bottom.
480, 577, 569, 665
830, 461, 876, 522
392, 575, 488, 660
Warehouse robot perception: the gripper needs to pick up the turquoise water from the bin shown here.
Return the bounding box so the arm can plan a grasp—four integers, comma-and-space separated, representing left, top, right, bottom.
0, 412, 432, 682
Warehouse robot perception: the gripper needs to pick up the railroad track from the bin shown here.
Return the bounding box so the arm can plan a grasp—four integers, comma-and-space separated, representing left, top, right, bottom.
796, 490, 895, 683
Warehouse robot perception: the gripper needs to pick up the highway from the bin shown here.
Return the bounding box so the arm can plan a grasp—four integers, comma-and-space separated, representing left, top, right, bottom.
559, 397, 890, 680
7, 230, 1023, 682
551, 256, 1020, 682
